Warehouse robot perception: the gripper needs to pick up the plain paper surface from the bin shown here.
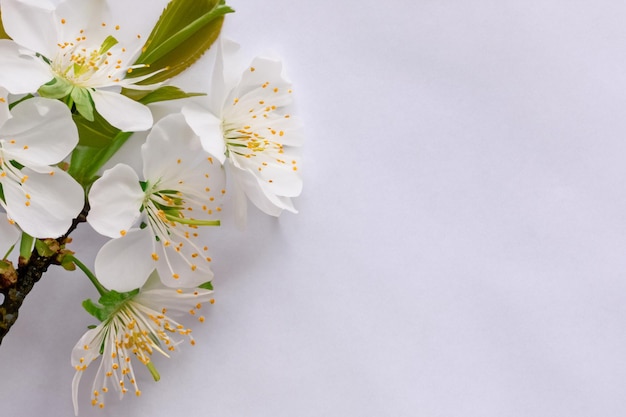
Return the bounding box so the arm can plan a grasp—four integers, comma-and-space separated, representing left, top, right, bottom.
2, 1, 626, 416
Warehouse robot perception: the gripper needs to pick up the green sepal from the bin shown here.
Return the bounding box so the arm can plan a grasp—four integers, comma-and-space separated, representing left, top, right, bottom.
82, 288, 140, 322
38, 77, 73, 99
34, 239, 56, 257
82, 298, 108, 322
123, 85, 205, 104
19, 233, 34, 260
199, 281, 214, 291
127, 0, 234, 84
60, 255, 76, 271
70, 87, 95, 122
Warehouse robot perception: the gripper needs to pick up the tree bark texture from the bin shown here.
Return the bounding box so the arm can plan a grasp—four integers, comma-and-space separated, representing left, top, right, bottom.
0, 205, 88, 345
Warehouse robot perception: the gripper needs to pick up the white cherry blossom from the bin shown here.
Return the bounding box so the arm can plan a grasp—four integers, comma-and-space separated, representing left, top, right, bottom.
183, 39, 303, 222
71, 272, 214, 414
0, 89, 83, 238
87, 113, 225, 292
0, 0, 159, 131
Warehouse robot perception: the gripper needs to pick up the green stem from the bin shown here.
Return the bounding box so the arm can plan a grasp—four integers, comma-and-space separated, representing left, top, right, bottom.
2, 244, 15, 261
66, 255, 107, 296
146, 361, 161, 381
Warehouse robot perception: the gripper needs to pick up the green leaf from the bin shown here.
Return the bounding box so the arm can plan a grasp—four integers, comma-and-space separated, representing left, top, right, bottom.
72, 112, 118, 148
199, 281, 214, 291
68, 113, 126, 185
71, 87, 95, 121
69, 145, 103, 185
127, 0, 233, 84
38, 77, 73, 99
122, 85, 204, 103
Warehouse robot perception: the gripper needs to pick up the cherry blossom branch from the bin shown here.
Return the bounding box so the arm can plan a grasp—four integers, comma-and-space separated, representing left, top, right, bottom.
0, 204, 89, 346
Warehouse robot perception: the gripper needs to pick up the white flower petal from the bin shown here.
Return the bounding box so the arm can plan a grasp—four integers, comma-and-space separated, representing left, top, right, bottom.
71, 275, 214, 412
53, 0, 110, 44
0, 41, 53, 94
182, 104, 227, 163
209, 37, 243, 112
91, 89, 153, 132
2, 167, 84, 238
0, 97, 78, 166
233, 56, 292, 100
0, 87, 10, 129
94, 228, 155, 292
71, 325, 102, 415
233, 167, 296, 216
0, 214, 21, 256
142, 113, 223, 189
1, 0, 58, 58
88, 164, 144, 238
155, 242, 214, 289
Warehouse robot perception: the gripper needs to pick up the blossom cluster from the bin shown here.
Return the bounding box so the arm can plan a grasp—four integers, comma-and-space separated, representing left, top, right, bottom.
0, 0, 302, 414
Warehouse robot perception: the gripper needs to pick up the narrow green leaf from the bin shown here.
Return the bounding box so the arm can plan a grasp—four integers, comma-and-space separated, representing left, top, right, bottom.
127, 0, 233, 84
138, 86, 205, 104
19, 233, 34, 261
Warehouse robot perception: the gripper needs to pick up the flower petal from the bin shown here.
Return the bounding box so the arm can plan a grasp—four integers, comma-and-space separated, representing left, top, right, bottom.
0, 87, 10, 129
53, 0, 110, 45
88, 164, 144, 238
94, 228, 155, 292
2, 167, 84, 238
0, 41, 53, 94
142, 113, 224, 190
0, 214, 21, 256
91, 89, 153, 132
1, 0, 58, 58
0, 97, 78, 166
181, 104, 227, 163
232, 166, 297, 216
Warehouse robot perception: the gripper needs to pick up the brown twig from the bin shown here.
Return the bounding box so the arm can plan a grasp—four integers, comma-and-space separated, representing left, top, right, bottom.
0, 205, 89, 345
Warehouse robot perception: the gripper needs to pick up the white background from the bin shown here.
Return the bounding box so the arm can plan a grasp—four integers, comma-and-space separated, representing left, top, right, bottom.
3, 0, 626, 416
